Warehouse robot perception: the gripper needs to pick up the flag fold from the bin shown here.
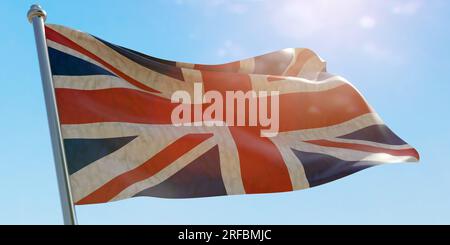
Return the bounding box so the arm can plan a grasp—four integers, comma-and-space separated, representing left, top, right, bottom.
45, 24, 419, 205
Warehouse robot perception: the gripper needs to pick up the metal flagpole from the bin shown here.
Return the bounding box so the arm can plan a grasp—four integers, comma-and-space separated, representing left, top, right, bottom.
27, 4, 78, 225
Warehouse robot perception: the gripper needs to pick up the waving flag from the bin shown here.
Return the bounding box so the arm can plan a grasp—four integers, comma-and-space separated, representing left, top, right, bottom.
44, 24, 419, 205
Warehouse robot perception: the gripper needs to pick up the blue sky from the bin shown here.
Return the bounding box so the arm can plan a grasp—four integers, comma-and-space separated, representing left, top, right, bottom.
1, 0, 449, 224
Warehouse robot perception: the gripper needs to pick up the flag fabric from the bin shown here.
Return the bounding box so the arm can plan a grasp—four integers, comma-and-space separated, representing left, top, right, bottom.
44, 24, 419, 205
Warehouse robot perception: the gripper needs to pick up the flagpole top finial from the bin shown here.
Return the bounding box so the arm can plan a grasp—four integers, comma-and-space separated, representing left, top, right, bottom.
27, 4, 47, 23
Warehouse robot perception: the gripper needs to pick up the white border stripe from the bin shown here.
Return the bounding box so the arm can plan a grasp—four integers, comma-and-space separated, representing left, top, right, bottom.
327, 137, 414, 150
277, 113, 385, 141
110, 136, 217, 201
64, 123, 245, 201
47, 39, 116, 76
291, 141, 417, 163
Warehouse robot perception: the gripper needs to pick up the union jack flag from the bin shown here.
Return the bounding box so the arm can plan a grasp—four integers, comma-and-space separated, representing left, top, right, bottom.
45, 24, 419, 205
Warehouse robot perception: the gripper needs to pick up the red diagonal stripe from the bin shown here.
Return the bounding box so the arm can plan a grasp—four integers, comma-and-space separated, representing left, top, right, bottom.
45, 26, 160, 94
77, 133, 214, 204
305, 139, 420, 159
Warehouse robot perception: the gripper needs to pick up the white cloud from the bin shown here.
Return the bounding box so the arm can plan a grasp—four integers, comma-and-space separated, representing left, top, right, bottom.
216, 40, 245, 58
392, 0, 422, 15
217, 48, 227, 57
265, 0, 369, 39
226, 2, 248, 14
362, 42, 403, 65
189, 0, 249, 15
179, 0, 424, 66
359, 16, 376, 29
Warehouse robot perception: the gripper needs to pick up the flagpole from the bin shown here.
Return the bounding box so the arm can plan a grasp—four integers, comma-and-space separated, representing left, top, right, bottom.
27, 4, 77, 225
